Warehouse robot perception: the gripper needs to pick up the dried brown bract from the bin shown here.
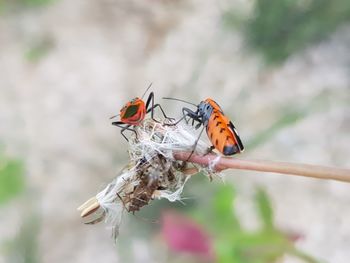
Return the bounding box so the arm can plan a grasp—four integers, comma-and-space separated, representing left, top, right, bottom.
78, 119, 215, 240
120, 154, 177, 213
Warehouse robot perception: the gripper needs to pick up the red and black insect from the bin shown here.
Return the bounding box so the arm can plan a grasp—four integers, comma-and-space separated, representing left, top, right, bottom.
111, 84, 171, 141
163, 97, 244, 156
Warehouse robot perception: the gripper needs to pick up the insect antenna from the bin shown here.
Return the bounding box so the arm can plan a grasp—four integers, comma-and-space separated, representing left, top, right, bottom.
109, 114, 120, 120
141, 82, 153, 99
162, 97, 197, 107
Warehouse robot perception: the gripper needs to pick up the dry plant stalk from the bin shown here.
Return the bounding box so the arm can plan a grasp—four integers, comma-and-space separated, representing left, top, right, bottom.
79, 117, 350, 242
174, 152, 350, 183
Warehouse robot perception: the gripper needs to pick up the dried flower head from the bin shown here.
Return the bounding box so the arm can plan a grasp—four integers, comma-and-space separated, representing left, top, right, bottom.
78, 118, 218, 240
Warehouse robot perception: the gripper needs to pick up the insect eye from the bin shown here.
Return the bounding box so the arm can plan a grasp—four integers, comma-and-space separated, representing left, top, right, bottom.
131, 97, 139, 103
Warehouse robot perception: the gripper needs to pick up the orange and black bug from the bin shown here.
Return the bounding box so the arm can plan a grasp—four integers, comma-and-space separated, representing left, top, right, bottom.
163, 97, 244, 156
111, 84, 171, 141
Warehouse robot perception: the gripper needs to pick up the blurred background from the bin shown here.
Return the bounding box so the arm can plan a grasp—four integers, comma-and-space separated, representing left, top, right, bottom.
0, 0, 349, 262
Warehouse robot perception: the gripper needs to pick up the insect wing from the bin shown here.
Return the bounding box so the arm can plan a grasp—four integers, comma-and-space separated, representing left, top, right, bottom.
120, 100, 146, 125
123, 104, 140, 119
228, 121, 244, 152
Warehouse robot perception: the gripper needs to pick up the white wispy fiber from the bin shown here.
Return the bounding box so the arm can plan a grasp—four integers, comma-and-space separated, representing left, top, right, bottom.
82, 118, 216, 240
129, 119, 210, 163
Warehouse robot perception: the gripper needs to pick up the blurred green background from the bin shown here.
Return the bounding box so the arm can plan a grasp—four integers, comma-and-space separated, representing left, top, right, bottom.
0, 0, 349, 262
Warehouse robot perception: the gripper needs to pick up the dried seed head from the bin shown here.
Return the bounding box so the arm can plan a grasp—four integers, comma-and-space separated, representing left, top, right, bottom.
79, 118, 218, 240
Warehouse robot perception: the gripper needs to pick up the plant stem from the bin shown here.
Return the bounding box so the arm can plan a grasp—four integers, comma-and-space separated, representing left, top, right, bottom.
174, 152, 350, 183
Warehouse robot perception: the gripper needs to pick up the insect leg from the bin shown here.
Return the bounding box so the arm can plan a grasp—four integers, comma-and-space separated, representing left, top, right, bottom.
183, 107, 202, 128
204, 146, 215, 156
147, 103, 174, 120
117, 193, 130, 213
145, 92, 161, 122
146, 92, 181, 123
163, 107, 199, 127
163, 113, 186, 126
186, 125, 206, 161
112, 121, 137, 141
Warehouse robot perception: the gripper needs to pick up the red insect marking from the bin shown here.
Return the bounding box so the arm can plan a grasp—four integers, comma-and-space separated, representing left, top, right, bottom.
207, 110, 242, 155
119, 98, 146, 125
112, 85, 172, 142
162, 96, 244, 156
204, 98, 223, 112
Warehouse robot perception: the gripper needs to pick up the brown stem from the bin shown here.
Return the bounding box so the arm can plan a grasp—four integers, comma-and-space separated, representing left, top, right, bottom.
174, 152, 350, 183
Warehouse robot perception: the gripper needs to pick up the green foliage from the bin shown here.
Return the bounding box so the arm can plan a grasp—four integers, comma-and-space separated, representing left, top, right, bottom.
0, 1, 4, 13
256, 188, 274, 230
120, 175, 320, 263
3, 215, 40, 263
25, 38, 53, 62
212, 184, 241, 233
246, 91, 338, 150
0, 152, 36, 262
224, 0, 350, 64
0, 0, 54, 12
21, 0, 53, 6
199, 184, 320, 263
0, 154, 25, 205
246, 108, 307, 150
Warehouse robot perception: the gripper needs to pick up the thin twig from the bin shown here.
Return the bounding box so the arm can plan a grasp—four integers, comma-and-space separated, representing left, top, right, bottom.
174, 152, 350, 183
